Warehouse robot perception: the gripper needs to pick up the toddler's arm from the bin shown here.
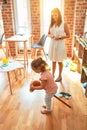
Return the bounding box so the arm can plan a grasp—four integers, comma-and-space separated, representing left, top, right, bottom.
30, 80, 46, 91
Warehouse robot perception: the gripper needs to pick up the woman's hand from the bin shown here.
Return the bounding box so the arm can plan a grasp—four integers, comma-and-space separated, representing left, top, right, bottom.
53, 36, 62, 40
51, 35, 54, 39
48, 34, 54, 39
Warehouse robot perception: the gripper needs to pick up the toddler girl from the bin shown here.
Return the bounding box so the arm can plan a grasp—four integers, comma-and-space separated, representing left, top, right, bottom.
30, 57, 58, 114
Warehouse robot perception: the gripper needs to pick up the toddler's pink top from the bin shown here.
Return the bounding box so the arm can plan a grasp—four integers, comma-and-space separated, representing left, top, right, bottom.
40, 70, 58, 93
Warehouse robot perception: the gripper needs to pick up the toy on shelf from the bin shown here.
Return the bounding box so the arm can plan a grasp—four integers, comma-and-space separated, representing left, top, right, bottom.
63, 59, 77, 72
69, 62, 77, 72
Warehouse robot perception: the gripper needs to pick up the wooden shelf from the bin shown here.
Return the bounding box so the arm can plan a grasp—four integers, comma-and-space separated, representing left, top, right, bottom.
82, 66, 87, 76
73, 35, 87, 84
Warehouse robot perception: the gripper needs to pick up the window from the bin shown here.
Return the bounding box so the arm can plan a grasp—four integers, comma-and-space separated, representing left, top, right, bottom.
84, 10, 87, 38
0, 6, 5, 47
13, 0, 31, 50
14, 0, 31, 35
0, 7, 4, 36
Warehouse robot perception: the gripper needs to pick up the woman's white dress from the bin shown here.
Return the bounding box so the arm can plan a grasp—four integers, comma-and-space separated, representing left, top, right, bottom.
48, 22, 67, 62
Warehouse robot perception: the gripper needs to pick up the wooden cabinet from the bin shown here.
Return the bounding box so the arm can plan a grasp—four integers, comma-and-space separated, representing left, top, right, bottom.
81, 49, 87, 83
73, 35, 87, 97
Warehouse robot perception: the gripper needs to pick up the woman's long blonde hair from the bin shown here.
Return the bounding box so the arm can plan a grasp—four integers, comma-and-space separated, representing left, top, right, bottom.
50, 8, 62, 27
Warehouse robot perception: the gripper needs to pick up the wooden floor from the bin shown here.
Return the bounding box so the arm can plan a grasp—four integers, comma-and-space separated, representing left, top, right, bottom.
0, 54, 87, 130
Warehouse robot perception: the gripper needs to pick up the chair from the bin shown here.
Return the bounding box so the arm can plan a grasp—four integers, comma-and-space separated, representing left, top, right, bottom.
0, 33, 6, 56
31, 34, 47, 60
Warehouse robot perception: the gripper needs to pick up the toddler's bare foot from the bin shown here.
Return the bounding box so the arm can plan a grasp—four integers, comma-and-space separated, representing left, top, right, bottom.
42, 105, 46, 109
41, 108, 51, 114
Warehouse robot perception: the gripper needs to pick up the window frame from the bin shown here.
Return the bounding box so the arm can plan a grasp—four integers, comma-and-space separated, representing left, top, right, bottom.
13, 0, 31, 35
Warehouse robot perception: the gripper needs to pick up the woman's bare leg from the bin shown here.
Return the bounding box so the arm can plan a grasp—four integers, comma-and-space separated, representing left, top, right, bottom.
55, 62, 63, 82
52, 62, 56, 77
58, 62, 63, 78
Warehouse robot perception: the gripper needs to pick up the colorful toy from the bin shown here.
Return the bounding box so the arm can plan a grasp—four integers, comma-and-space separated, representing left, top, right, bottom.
46, 65, 51, 71
32, 80, 41, 86
2, 58, 9, 64
82, 82, 87, 89
69, 62, 77, 72
30, 80, 41, 92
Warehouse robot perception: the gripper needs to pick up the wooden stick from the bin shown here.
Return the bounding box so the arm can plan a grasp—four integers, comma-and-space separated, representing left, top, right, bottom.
54, 95, 71, 109
7, 72, 12, 94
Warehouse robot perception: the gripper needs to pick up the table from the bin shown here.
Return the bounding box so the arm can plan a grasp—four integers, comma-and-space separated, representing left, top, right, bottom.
0, 60, 24, 94
5, 34, 33, 76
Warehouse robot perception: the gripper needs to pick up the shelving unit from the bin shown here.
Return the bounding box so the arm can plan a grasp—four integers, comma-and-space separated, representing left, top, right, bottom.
73, 35, 87, 97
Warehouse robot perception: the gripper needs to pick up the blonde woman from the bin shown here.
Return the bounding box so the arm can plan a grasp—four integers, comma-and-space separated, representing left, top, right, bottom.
48, 8, 70, 82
